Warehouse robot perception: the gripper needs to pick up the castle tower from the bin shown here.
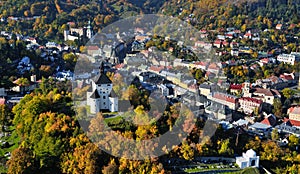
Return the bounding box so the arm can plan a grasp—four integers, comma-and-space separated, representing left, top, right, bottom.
86, 20, 93, 39
87, 62, 118, 113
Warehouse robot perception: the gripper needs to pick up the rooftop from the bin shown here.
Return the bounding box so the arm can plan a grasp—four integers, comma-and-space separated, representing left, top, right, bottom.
288, 106, 300, 115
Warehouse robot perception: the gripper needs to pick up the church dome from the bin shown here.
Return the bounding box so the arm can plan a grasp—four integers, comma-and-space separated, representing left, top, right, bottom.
246, 149, 256, 157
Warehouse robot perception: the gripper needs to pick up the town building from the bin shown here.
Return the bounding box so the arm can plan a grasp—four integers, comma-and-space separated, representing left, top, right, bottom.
277, 52, 300, 65
64, 21, 94, 41
243, 81, 281, 105
260, 114, 277, 127
276, 119, 300, 136
229, 84, 243, 94
208, 92, 238, 110
288, 106, 300, 122
86, 63, 118, 114
255, 76, 288, 90
236, 149, 259, 169
238, 97, 262, 114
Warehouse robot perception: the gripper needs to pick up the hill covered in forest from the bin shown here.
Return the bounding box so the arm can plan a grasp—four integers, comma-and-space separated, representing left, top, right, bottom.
0, 0, 299, 43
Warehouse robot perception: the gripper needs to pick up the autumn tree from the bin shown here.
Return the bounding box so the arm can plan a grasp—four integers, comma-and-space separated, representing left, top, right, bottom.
0, 104, 12, 132
63, 53, 77, 71
102, 159, 118, 174
7, 147, 36, 174
271, 128, 279, 141
260, 141, 284, 162
288, 135, 299, 150
273, 98, 283, 117
282, 88, 295, 99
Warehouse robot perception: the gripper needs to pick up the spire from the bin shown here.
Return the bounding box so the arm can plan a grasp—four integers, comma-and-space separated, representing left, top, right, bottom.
94, 62, 112, 85
100, 61, 104, 74
87, 20, 92, 29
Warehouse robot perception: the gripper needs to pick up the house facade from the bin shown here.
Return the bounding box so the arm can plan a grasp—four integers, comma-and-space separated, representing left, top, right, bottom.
288, 106, 300, 122
238, 97, 262, 114
277, 53, 300, 65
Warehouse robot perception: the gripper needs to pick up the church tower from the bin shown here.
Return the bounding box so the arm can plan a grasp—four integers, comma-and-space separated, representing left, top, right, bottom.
243, 80, 251, 97
87, 62, 118, 114
86, 20, 93, 39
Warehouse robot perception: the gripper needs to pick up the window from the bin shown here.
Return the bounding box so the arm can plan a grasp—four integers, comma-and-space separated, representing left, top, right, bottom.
103, 96, 106, 99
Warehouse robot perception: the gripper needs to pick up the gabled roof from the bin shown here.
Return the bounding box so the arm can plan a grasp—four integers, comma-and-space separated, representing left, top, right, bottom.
284, 118, 300, 127
252, 88, 280, 97
94, 73, 112, 85
261, 115, 277, 127
288, 106, 300, 115
239, 97, 263, 104
90, 89, 100, 99
230, 84, 243, 90
87, 46, 100, 50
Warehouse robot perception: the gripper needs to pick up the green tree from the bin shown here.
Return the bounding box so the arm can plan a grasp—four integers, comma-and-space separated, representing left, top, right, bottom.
261, 141, 284, 162
282, 88, 295, 99
218, 139, 234, 156
0, 104, 11, 132
180, 141, 194, 160
273, 98, 283, 117
289, 135, 299, 150
271, 128, 279, 141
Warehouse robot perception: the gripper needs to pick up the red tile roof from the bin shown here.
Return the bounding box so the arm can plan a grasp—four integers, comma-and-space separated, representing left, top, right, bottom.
195, 62, 207, 66
230, 84, 243, 90
245, 33, 252, 37
284, 118, 300, 127
208, 63, 220, 70
239, 97, 263, 104
213, 92, 237, 103
115, 64, 124, 69
0, 98, 5, 105
288, 106, 300, 115
87, 46, 100, 50
260, 58, 269, 64
253, 88, 280, 97
214, 40, 222, 44
149, 66, 164, 72
261, 115, 276, 126
280, 73, 294, 81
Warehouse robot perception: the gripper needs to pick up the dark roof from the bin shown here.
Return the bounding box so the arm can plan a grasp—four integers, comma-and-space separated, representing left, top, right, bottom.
90, 89, 100, 99
109, 89, 118, 98
94, 73, 112, 85
199, 83, 211, 89
261, 115, 277, 127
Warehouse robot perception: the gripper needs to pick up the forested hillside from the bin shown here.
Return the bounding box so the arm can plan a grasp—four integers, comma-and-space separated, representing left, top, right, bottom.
0, 0, 299, 43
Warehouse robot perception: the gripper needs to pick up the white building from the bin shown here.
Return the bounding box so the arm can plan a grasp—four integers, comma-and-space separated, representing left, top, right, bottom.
277, 53, 300, 65
158, 84, 170, 96
87, 63, 118, 114
64, 21, 93, 41
236, 149, 259, 169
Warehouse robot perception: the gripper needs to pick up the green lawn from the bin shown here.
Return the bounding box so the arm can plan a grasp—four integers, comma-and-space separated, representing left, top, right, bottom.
104, 115, 123, 124
185, 166, 259, 174
185, 165, 240, 173
0, 126, 20, 173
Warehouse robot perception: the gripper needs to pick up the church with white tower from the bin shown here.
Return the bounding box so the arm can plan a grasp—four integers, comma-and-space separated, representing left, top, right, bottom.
64, 20, 94, 41
87, 62, 118, 114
